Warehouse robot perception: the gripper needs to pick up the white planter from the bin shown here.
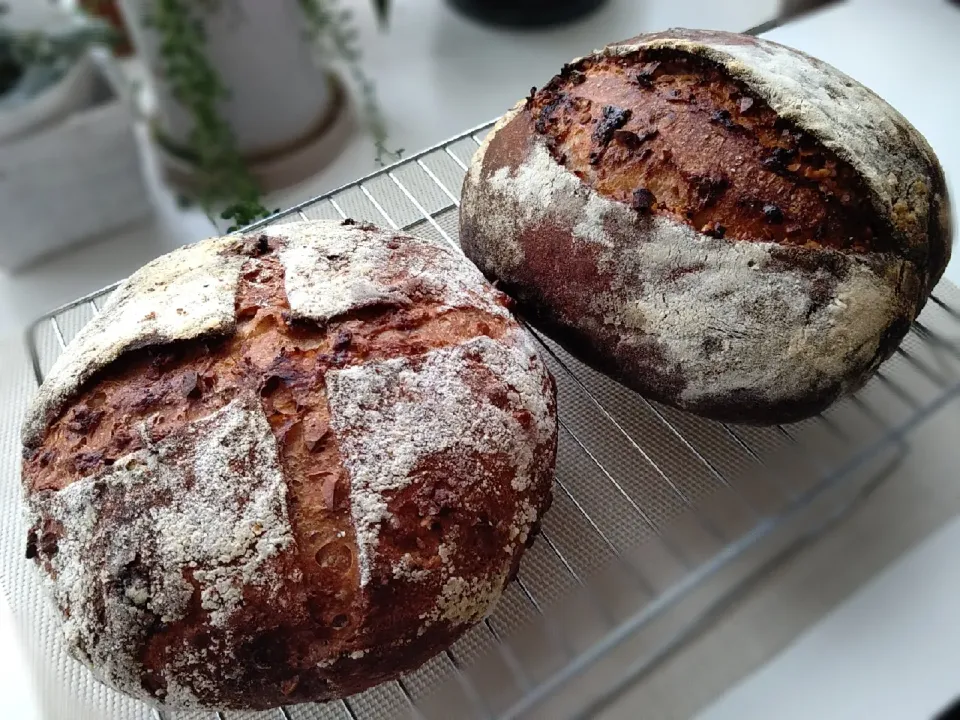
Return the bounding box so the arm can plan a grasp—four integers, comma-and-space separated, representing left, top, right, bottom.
119, 0, 335, 157
0, 55, 99, 145
0, 52, 152, 272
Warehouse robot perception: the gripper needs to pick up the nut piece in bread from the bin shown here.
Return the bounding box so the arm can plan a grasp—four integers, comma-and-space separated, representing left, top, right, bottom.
460, 28, 952, 424
20, 219, 558, 710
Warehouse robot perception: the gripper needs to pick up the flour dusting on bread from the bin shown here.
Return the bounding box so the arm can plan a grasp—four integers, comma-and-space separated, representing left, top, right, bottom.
325, 329, 554, 596
478, 138, 916, 407
22, 236, 245, 447
276, 220, 511, 325
28, 397, 293, 705
462, 103, 530, 275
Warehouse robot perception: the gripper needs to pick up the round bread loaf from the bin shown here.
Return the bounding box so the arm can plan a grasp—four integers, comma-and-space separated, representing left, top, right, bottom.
460, 28, 952, 424
20, 220, 558, 710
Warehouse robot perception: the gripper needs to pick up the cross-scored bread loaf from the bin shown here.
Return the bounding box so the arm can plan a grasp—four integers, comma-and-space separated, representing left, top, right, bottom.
460, 28, 952, 424
20, 219, 558, 710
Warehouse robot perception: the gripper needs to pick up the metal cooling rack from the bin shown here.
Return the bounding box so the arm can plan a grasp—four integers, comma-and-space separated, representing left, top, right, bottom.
26, 121, 960, 720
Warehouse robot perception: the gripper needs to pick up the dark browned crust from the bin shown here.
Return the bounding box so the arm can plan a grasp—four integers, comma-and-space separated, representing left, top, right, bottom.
925, 157, 953, 294
611, 27, 952, 295
530, 47, 892, 255
464, 110, 921, 424
23, 228, 557, 708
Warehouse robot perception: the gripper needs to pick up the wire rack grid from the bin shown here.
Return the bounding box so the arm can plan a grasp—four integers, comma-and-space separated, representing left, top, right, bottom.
25, 122, 960, 720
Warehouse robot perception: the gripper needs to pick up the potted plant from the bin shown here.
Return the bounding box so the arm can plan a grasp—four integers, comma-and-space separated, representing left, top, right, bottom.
0, 2, 152, 273
117, 0, 398, 231
0, 4, 114, 144
79, 0, 135, 57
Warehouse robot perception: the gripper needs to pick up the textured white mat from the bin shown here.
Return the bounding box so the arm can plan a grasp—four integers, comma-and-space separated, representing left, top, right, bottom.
0, 340, 155, 720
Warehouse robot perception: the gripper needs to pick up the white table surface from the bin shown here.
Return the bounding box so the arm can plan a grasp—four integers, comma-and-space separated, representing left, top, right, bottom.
4, 1, 960, 718
697, 512, 960, 720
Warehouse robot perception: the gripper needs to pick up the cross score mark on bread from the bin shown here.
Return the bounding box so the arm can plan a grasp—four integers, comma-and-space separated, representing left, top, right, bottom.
20, 220, 558, 709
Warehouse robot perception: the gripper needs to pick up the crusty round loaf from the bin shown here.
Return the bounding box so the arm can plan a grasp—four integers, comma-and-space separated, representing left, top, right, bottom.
460, 28, 952, 424
20, 219, 558, 710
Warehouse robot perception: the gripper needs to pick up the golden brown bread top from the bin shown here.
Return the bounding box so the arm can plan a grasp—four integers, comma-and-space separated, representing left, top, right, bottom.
22, 222, 558, 708
530, 49, 889, 254
24, 247, 511, 495
506, 28, 952, 292
23, 244, 511, 669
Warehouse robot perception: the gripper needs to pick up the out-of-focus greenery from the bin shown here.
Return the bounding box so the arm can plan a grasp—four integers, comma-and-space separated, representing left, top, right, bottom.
147, 0, 399, 232
0, 3, 116, 99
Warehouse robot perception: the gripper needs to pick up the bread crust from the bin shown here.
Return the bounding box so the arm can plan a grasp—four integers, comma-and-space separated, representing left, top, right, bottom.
21, 220, 558, 709
461, 29, 951, 424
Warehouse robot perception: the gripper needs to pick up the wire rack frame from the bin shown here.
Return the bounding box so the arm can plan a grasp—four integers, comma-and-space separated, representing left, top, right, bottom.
25, 120, 960, 720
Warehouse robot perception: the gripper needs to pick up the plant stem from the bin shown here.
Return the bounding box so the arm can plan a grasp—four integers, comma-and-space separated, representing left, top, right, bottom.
146, 0, 271, 231
145, 0, 396, 233
298, 0, 402, 166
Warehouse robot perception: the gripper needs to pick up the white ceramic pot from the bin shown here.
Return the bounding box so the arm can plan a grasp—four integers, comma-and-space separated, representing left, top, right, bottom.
0, 52, 152, 272
0, 52, 99, 146
119, 0, 334, 157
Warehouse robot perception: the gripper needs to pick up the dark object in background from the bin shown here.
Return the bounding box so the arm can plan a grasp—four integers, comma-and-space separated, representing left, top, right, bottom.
448, 0, 608, 29
935, 695, 960, 720
779, 0, 838, 17
0, 44, 22, 96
